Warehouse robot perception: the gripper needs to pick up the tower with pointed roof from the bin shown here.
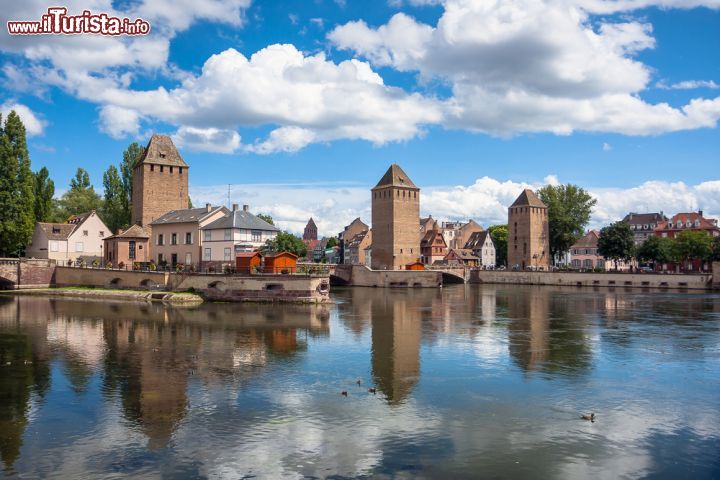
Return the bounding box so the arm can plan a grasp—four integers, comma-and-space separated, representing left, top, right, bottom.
371, 164, 420, 270
507, 189, 550, 269
303, 218, 318, 241
132, 134, 189, 226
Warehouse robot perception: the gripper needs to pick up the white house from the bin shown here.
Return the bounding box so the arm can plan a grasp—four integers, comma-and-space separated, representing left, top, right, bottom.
26, 210, 109, 264
464, 231, 496, 267
200, 204, 279, 264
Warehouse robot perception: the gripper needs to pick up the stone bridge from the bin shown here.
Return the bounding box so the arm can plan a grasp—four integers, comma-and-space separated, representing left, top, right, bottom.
0, 258, 56, 289
425, 266, 470, 284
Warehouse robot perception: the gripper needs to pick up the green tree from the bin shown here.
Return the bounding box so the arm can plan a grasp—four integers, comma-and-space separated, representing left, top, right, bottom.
0, 111, 35, 256
673, 230, 713, 270
261, 231, 307, 257
487, 224, 508, 267
120, 142, 144, 224
597, 221, 635, 270
537, 184, 596, 264
257, 213, 274, 225
33, 167, 55, 222
711, 236, 720, 262
188, 198, 193, 209
101, 165, 125, 233
55, 168, 103, 219
636, 235, 675, 268
325, 236, 338, 248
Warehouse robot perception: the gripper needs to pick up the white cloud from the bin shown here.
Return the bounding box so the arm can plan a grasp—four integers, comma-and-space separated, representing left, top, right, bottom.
191, 176, 720, 237
245, 126, 316, 154
330, 0, 720, 137
98, 105, 141, 138
173, 126, 242, 153
0, 101, 46, 136
602, 142, 612, 151
657, 80, 720, 90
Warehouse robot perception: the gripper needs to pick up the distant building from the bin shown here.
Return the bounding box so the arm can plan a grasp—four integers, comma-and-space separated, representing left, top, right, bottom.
419, 216, 438, 240
346, 230, 372, 265
132, 134, 189, 227
507, 189, 550, 270
339, 217, 369, 264
654, 211, 719, 272
201, 204, 279, 267
442, 219, 484, 250
420, 229, 447, 265
104, 224, 151, 267
444, 248, 480, 267
303, 218, 318, 241
26, 210, 109, 264
150, 204, 227, 267
622, 212, 668, 245
463, 230, 496, 267
371, 164, 420, 270
363, 245, 372, 267
570, 230, 629, 271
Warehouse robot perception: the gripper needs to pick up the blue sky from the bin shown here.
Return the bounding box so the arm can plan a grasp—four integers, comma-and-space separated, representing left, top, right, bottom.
1, 0, 719, 235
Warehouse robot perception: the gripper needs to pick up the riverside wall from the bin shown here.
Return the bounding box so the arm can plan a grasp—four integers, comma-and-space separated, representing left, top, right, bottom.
471, 270, 713, 290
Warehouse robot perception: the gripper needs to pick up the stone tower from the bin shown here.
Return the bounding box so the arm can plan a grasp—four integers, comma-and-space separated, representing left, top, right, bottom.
371, 164, 420, 270
303, 218, 318, 241
132, 135, 189, 226
507, 189, 550, 270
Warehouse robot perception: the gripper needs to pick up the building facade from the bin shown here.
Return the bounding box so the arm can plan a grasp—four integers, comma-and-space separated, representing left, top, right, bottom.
463, 230, 496, 267
346, 229, 372, 265
104, 224, 151, 267
132, 134, 189, 227
27, 210, 109, 264
200, 204, 279, 267
339, 217, 369, 264
420, 229, 447, 265
654, 211, 719, 272
570, 230, 629, 271
442, 219, 484, 250
303, 218, 318, 241
371, 164, 420, 270
507, 189, 550, 270
622, 212, 667, 245
150, 204, 227, 267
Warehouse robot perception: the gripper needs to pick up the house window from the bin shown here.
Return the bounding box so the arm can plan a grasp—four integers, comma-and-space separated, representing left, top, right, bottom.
160, 165, 164, 172
158, 253, 163, 263
158, 234, 164, 245
179, 167, 183, 174
171, 233, 177, 245
129, 241, 136, 260
251, 230, 262, 242
185, 232, 192, 244
49, 240, 58, 252
204, 248, 211, 260
99, 231, 104, 237
75, 242, 84, 252
83, 230, 88, 236
204, 230, 211, 241
185, 253, 192, 264
224, 229, 232, 240
150, 165, 154, 172
224, 248, 231, 261
170, 166, 173, 173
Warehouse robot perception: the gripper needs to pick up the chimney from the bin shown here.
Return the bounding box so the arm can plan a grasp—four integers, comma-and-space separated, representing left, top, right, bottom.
698, 210, 703, 217
243, 204, 249, 212
206, 203, 212, 212
232, 203, 239, 211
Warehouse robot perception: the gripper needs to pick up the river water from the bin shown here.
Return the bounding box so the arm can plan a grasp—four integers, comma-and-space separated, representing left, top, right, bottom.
0, 285, 718, 479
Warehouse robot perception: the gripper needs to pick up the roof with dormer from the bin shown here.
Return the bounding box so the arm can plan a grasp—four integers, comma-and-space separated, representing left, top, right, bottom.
137, 134, 188, 168
373, 164, 418, 189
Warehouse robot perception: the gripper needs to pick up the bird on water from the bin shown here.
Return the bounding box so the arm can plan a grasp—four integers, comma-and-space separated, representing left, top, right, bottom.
581, 413, 595, 422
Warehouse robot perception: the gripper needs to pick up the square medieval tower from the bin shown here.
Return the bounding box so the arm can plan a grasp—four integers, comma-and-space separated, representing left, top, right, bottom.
371, 164, 420, 270
132, 135, 189, 227
507, 189, 550, 270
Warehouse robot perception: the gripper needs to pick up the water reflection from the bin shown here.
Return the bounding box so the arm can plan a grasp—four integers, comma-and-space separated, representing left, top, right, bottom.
0, 287, 718, 478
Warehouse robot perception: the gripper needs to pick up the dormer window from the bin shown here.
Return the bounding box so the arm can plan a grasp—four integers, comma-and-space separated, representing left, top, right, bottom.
52, 227, 60, 234
694, 220, 700, 227
159, 152, 167, 158
686, 221, 692, 227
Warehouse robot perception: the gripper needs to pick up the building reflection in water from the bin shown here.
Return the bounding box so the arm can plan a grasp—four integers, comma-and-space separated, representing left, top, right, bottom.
0, 296, 330, 458
505, 286, 594, 376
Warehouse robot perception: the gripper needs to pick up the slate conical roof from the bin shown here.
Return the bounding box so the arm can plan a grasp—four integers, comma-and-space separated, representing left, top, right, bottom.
373, 164, 418, 189
511, 189, 546, 208
137, 134, 188, 168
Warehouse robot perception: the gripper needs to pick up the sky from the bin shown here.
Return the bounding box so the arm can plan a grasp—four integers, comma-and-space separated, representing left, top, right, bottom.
1, 0, 719, 236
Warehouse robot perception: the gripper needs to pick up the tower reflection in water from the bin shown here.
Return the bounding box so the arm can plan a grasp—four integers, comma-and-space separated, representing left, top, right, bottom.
0, 296, 330, 459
